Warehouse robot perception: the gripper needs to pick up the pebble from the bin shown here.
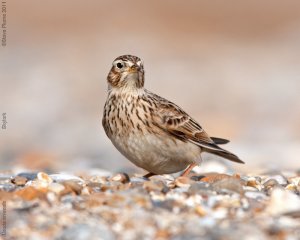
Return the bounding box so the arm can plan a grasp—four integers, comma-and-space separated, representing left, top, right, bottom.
130, 177, 147, 183
62, 180, 83, 195
86, 181, 102, 190
37, 172, 53, 184
190, 175, 205, 181
267, 187, 300, 215
288, 176, 300, 186
263, 179, 279, 189
285, 184, 298, 192
189, 181, 212, 194
56, 223, 114, 240
17, 172, 38, 181
89, 175, 108, 184
48, 182, 66, 194
245, 177, 263, 191
0, 183, 16, 192
11, 176, 28, 186
174, 177, 192, 188
50, 173, 84, 183
285, 210, 300, 218
245, 191, 268, 200
263, 175, 288, 186
211, 178, 244, 194
25, 172, 52, 189
129, 177, 148, 188
0, 172, 14, 181
16, 186, 47, 201
143, 180, 166, 192
110, 173, 130, 184
2, 170, 300, 239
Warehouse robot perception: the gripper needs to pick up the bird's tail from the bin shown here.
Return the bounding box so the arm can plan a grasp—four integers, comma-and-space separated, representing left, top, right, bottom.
211, 137, 230, 145
205, 147, 244, 164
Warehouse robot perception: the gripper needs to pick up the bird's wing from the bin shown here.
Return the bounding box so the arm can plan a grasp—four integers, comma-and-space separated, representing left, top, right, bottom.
149, 92, 216, 148
147, 91, 244, 164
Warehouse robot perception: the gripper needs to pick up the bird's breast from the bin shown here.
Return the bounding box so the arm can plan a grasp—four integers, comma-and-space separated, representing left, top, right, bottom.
102, 92, 202, 174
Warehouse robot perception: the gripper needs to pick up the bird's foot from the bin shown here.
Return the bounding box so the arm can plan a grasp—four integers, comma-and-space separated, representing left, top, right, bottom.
180, 163, 197, 177
143, 172, 156, 180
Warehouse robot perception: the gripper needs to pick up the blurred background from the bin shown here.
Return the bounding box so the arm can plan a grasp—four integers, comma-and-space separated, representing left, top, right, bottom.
0, 0, 299, 174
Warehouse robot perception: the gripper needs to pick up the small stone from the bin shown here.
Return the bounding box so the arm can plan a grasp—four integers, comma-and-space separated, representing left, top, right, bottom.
111, 173, 130, 183
89, 175, 108, 184
86, 181, 102, 189
55, 223, 114, 240
11, 176, 28, 186
246, 177, 262, 190
166, 181, 176, 189
243, 186, 259, 192
150, 175, 174, 183
155, 229, 170, 239
26, 180, 49, 189
16, 186, 47, 201
263, 175, 288, 186
211, 178, 244, 194
175, 177, 191, 188
129, 177, 148, 188
0, 183, 16, 192
48, 182, 65, 194
129, 177, 147, 183
47, 191, 57, 202
288, 176, 300, 186
81, 186, 91, 195
285, 184, 298, 192
200, 173, 237, 184
285, 210, 300, 218
17, 172, 38, 181
195, 205, 207, 216
0, 172, 14, 181
37, 172, 53, 184
189, 182, 211, 194
267, 187, 300, 215
86, 181, 103, 193
0, 191, 13, 201
161, 185, 171, 194
143, 180, 166, 192
50, 173, 84, 183
263, 179, 279, 189
152, 199, 175, 211
62, 180, 83, 195
245, 191, 267, 200
190, 175, 205, 181
25, 172, 53, 189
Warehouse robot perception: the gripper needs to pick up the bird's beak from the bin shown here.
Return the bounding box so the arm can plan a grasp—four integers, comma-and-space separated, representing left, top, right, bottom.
128, 65, 140, 73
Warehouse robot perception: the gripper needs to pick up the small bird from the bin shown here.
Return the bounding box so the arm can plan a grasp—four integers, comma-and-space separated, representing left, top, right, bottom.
102, 55, 244, 178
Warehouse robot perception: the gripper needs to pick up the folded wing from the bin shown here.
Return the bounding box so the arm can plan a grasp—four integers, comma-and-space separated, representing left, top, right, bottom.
150, 93, 244, 164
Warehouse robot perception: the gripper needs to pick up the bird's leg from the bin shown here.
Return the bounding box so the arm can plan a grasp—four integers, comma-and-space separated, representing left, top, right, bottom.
143, 172, 156, 179
180, 163, 197, 177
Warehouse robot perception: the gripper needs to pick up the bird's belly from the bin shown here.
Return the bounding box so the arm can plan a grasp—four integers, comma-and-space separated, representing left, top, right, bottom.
110, 133, 202, 174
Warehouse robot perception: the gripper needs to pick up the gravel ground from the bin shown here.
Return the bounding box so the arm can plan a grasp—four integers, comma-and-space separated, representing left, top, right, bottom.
0, 164, 300, 240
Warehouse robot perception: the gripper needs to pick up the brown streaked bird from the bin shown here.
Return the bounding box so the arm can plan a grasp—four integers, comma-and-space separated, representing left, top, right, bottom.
102, 55, 244, 178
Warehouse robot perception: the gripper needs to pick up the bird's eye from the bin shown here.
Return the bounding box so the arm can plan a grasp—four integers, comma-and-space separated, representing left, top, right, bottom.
116, 62, 123, 69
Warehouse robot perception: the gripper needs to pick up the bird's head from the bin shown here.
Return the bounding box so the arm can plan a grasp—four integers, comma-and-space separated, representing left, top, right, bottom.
107, 55, 145, 90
